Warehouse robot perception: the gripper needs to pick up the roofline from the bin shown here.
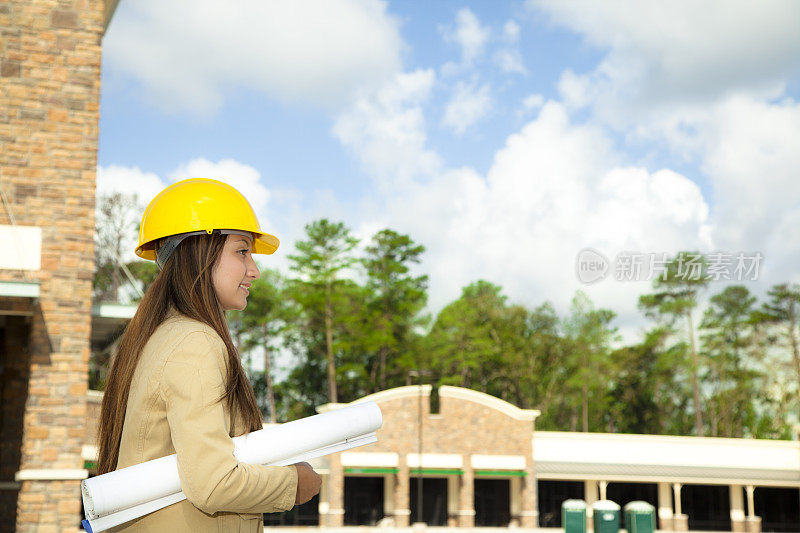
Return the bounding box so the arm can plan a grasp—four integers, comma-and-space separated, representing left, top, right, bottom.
104, 0, 120, 33
317, 385, 540, 422
535, 430, 800, 449
439, 386, 540, 421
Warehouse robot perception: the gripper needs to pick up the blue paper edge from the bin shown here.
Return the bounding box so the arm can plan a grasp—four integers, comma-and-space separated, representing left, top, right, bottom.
82, 519, 93, 532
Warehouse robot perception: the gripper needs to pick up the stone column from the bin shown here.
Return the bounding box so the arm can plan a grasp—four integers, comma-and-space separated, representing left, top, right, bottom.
744, 486, 761, 533
520, 464, 537, 528
585, 480, 598, 530
672, 483, 689, 531
447, 475, 459, 527
327, 453, 344, 526
730, 484, 745, 532
509, 476, 521, 526
394, 462, 410, 527
458, 458, 475, 527
317, 473, 329, 528
384, 473, 395, 524
657, 482, 674, 531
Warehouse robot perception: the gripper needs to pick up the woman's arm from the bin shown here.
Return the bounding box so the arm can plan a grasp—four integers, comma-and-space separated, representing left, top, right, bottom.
160, 330, 300, 515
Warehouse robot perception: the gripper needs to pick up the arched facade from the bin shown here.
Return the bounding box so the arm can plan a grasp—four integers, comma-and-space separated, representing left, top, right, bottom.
316, 385, 540, 528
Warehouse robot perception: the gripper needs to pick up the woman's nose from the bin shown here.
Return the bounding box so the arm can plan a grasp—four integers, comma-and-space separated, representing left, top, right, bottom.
248, 254, 260, 280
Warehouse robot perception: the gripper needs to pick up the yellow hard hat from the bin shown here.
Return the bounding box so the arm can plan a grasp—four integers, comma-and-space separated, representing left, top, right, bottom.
135, 178, 279, 261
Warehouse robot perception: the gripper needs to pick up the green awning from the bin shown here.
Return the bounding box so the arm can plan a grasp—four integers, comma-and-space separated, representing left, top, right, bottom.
345, 467, 399, 474
475, 470, 528, 477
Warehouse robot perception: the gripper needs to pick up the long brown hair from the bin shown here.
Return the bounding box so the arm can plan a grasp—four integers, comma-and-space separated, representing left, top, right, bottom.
97, 232, 263, 474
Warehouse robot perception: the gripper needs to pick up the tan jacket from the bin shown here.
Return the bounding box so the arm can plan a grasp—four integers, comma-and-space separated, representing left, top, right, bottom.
110, 309, 298, 532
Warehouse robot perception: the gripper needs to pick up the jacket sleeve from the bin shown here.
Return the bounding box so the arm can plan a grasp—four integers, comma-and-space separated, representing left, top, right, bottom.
159, 330, 298, 515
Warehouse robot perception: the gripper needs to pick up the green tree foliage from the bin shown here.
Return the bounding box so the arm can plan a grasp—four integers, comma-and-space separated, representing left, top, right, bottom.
93, 192, 155, 302
92, 212, 799, 438
425, 281, 508, 391
512, 303, 566, 417
287, 219, 359, 405
607, 327, 692, 435
561, 291, 618, 432
699, 286, 765, 437
760, 283, 800, 407
638, 251, 709, 435
362, 229, 428, 392
232, 269, 294, 422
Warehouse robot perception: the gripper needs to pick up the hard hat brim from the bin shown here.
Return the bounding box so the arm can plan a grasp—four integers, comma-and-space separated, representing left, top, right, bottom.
135, 230, 279, 260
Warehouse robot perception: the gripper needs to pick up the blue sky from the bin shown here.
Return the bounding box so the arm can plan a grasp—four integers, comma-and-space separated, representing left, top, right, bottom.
97, 0, 800, 343
98, 1, 607, 198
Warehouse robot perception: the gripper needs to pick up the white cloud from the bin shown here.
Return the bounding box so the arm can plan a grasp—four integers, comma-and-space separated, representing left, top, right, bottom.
557, 69, 592, 111
103, 0, 404, 114
698, 95, 800, 285
171, 158, 270, 214
526, 0, 800, 297
339, 90, 712, 338
441, 82, 492, 135
440, 8, 490, 66
333, 69, 441, 186
502, 20, 520, 42
529, 0, 800, 121
96, 165, 166, 207
96, 165, 168, 263
494, 49, 527, 75
494, 20, 527, 74
521, 93, 544, 111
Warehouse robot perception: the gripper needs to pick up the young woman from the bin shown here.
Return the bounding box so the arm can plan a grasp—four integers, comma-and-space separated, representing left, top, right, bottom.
96, 178, 320, 532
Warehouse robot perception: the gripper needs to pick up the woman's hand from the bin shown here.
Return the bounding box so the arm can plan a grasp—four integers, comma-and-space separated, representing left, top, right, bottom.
293, 462, 322, 505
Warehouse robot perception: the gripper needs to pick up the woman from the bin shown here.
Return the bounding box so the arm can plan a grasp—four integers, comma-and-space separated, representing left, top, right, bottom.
96, 178, 321, 532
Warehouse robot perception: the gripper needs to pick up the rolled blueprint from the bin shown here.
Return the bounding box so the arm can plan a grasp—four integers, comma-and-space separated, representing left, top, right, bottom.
82, 401, 382, 532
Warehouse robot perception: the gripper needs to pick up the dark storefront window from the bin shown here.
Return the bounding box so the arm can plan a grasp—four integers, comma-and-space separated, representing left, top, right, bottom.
474, 479, 510, 526
344, 476, 384, 525
751, 487, 800, 533
606, 482, 657, 508
538, 479, 583, 528
410, 477, 448, 525
682, 484, 730, 531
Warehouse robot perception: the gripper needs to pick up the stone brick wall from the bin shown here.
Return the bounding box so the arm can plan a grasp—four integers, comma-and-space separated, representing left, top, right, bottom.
369, 388, 532, 456
0, 0, 103, 530
324, 386, 537, 528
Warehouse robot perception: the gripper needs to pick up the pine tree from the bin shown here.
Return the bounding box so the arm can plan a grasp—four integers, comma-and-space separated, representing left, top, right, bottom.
362, 229, 428, 392
287, 219, 359, 404
639, 251, 709, 435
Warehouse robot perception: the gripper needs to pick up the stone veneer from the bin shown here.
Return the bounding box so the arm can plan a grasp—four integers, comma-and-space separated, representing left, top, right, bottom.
0, 0, 104, 530
320, 385, 539, 528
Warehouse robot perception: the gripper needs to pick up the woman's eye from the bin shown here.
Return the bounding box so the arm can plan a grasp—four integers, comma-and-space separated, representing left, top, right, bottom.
238, 249, 249, 255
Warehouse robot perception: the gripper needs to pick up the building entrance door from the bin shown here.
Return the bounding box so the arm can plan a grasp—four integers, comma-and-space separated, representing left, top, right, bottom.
0, 315, 31, 531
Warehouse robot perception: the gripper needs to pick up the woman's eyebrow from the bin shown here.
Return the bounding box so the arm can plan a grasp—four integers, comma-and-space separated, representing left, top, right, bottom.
235, 238, 253, 246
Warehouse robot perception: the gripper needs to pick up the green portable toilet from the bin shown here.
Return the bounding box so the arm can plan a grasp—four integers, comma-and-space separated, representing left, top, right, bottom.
562, 499, 587, 533
624, 501, 656, 533
592, 500, 620, 533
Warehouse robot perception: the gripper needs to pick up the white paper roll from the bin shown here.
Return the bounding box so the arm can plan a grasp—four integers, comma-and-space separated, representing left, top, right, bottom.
82, 401, 382, 532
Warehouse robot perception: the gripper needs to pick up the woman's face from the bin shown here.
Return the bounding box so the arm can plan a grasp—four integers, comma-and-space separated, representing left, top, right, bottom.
212, 234, 260, 311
